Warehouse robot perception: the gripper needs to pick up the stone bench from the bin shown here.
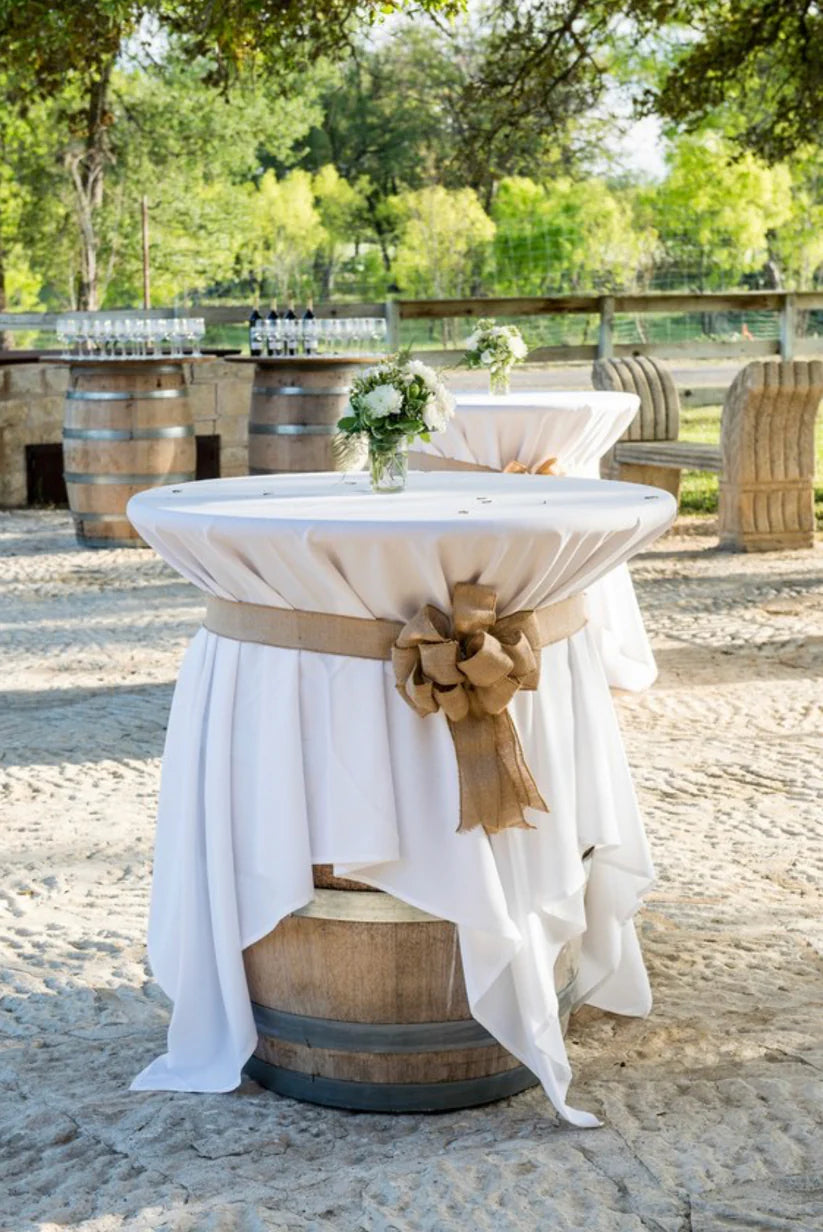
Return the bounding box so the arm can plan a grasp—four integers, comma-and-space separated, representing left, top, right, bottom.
613, 441, 721, 472
593, 356, 822, 551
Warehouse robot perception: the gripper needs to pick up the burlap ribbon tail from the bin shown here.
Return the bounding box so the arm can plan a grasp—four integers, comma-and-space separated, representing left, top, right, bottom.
204, 584, 586, 836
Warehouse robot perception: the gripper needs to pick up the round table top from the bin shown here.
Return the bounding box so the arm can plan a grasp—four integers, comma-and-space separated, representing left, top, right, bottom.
226, 354, 380, 367
419, 389, 639, 474
452, 390, 636, 413
128, 472, 675, 622
46, 355, 215, 367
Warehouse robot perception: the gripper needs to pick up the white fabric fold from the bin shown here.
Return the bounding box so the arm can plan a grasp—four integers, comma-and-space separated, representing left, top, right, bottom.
128, 472, 675, 1124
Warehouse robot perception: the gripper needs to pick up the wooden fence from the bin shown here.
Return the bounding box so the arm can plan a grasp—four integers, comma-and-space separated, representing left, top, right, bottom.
3, 290, 823, 364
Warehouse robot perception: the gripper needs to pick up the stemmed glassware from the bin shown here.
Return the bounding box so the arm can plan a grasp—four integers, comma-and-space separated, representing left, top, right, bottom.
301, 318, 389, 357
53, 311, 389, 360
54, 314, 209, 358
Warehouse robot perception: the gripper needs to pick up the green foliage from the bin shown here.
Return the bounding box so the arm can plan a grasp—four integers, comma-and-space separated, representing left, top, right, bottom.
7, 1, 823, 311
639, 134, 793, 289
491, 176, 656, 294
391, 186, 495, 297
0, 72, 67, 311
249, 169, 327, 303
627, 0, 823, 164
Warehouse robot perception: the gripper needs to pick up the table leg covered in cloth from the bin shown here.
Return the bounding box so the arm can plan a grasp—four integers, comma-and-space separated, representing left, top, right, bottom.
131, 623, 653, 1127
414, 392, 660, 693
126, 472, 675, 1126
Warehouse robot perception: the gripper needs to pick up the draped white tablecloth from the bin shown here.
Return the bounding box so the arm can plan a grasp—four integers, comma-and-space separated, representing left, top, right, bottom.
416, 391, 656, 691
128, 472, 676, 1126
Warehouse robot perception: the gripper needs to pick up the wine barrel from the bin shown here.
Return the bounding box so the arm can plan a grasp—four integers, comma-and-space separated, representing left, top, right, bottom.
248, 358, 370, 475
243, 856, 592, 1113
62, 361, 195, 548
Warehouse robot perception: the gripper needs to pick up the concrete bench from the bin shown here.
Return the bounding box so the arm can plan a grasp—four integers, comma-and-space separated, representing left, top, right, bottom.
613, 441, 721, 472
593, 357, 822, 551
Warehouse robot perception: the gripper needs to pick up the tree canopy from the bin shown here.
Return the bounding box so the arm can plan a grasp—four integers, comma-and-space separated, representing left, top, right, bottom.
3, 0, 823, 317
628, 0, 823, 162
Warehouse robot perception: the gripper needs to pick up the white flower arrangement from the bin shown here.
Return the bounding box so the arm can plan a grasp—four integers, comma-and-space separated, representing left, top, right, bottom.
337, 355, 455, 456
464, 318, 528, 388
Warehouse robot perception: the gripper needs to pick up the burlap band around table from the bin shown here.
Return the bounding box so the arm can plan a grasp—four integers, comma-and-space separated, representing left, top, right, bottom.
204, 593, 586, 659
204, 588, 586, 834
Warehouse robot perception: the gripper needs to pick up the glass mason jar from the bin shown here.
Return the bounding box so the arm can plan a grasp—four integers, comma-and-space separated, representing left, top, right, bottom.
368, 437, 408, 493
489, 366, 511, 396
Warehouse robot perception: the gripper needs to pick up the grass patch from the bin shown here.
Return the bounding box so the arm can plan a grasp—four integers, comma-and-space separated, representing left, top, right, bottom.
678, 405, 823, 525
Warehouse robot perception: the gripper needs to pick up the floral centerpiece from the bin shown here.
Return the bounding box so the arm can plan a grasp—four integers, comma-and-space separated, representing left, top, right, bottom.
463, 318, 528, 395
337, 355, 455, 492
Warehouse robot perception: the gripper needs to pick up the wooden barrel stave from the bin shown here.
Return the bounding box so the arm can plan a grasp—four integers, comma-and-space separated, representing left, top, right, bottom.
243, 861, 590, 1112
63, 362, 195, 548
248, 360, 368, 474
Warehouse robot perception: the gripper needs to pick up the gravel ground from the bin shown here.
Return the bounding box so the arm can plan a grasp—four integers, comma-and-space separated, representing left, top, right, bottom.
1, 508, 822, 1232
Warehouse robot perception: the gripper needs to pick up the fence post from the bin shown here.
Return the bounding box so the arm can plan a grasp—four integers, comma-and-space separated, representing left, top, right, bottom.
779, 292, 796, 360
386, 299, 400, 352
597, 296, 615, 359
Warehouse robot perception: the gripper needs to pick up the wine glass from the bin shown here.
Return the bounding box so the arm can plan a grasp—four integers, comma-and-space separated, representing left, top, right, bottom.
313, 319, 328, 355
114, 320, 132, 357
89, 319, 104, 357
344, 318, 365, 355
370, 318, 388, 354
56, 318, 71, 358
132, 318, 148, 357
328, 319, 345, 355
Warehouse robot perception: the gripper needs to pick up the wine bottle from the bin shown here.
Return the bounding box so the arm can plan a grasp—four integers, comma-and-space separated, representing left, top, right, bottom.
284, 300, 298, 357
265, 301, 279, 357
302, 298, 316, 356
248, 305, 263, 358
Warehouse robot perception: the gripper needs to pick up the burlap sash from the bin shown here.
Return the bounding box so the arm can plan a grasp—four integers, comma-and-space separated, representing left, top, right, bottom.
205, 585, 586, 836
407, 451, 563, 475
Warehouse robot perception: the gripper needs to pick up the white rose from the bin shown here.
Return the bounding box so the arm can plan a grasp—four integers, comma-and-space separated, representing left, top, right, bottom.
436, 385, 455, 420
423, 396, 449, 433
480, 349, 495, 366
510, 335, 528, 359
465, 331, 480, 350
405, 359, 439, 390
362, 383, 403, 419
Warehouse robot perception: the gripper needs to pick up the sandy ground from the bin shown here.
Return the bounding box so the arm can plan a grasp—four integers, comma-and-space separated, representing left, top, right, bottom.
1, 508, 822, 1232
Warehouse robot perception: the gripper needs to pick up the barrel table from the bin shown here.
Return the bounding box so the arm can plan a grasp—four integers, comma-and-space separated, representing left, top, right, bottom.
58, 358, 198, 548
243, 858, 591, 1112
127, 472, 677, 1125
228, 356, 374, 475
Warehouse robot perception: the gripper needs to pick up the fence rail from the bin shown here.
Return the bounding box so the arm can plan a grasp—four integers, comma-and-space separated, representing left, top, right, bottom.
3, 290, 822, 362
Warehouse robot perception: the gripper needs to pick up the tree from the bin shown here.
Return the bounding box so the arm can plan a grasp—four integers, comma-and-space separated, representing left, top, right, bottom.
0, 0, 464, 308
491, 175, 656, 294
0, 73, 69, 341
304, 3, 633, 218
640, 133, 793, 289
768, 150, 823, 289
626, 1, 823, 163
391, 185, 495, 297
246, 169, 327, 303
312, 165, 368, 298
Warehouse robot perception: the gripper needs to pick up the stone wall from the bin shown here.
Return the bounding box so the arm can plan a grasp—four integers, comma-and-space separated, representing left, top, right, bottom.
0, 358, 253, 508
0, 362, 67, 506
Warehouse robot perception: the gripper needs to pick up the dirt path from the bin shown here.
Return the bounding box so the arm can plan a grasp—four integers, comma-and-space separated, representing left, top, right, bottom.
1, 509, 821, 1232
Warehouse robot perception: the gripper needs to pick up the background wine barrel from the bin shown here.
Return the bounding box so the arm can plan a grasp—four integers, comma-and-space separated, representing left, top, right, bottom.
243, 856, 592, 1113
248, 358, 371, 475
63, 361, 195, 548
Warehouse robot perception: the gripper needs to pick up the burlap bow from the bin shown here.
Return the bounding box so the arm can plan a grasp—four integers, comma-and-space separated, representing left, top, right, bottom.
503, 456, 564, 476
391, 583, 549, 835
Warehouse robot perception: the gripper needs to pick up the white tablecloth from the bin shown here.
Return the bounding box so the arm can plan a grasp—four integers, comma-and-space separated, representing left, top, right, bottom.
417, 391, 656, 691
128, 472, 676, 1126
